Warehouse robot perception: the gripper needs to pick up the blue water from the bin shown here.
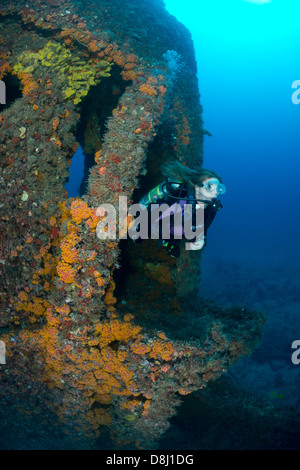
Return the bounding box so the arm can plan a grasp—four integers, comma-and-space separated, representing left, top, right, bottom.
164, 0, 300, 266
65, 145, 85, 197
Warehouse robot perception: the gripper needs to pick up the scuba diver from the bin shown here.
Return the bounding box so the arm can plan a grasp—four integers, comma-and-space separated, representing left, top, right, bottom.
134, 160, 226, 258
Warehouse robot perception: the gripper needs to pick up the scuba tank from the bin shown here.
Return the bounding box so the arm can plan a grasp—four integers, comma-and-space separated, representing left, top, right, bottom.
139, 178, 183, 208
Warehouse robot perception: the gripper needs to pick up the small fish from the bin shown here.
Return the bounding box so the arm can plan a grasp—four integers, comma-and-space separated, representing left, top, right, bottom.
268, 389, 286, 400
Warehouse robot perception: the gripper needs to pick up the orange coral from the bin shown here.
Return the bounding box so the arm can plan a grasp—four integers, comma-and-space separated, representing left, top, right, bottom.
121, 69, 140, 81
158, 85, 167, 95
142, 399, 151, 416
52, 118, 59, 131
60, 231, 80, 264
55, 305, 70, 315
149, 339, 175, 362
14, 70, 38, 98
99, 166, 106, 174
14, 294, 50, 320
49, 216, 56, 226
95, 317, 142, 349
93, 270, 105, 288
139, 83, 157, 97
0, 61, 12, 80
139, 76, 160, 96
104, 280, 117, 306
95, 149, 102, 163
88, 40, 98, 53
86, 209, 101, 231
130, 341, 151, 355
70, 198, 93, 224
56, 262, 77, 284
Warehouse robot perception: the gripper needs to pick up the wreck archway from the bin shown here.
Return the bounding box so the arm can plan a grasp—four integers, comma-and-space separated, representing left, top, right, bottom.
65, 64, 131, 197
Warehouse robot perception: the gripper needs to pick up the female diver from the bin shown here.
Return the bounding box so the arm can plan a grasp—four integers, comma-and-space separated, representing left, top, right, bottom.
135, 161, 226, 258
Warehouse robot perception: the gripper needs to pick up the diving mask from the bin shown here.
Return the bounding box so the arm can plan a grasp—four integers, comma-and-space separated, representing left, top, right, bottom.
201, 179, 226, 196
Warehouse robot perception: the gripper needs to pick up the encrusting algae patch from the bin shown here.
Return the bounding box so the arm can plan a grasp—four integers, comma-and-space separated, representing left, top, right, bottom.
13, 40, 111, 105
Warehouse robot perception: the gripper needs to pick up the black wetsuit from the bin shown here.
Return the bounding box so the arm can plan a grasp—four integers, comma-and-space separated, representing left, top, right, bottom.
136, 179, 222, 255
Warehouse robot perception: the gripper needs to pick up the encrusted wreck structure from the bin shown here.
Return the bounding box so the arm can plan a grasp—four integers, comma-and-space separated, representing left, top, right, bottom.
0, 0, 265, 449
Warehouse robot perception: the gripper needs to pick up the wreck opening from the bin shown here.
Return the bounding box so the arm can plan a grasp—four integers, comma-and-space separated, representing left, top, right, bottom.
65, 144, 85, 198
65, 64, 131, 197
0, 73, 22, 111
